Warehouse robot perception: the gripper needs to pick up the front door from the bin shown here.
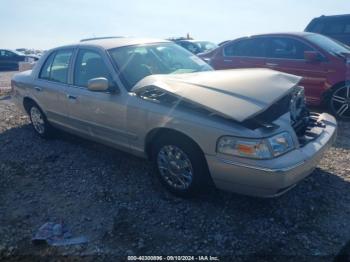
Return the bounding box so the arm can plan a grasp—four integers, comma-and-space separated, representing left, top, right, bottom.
264, 37, 328, 105
65, 48, 129, 149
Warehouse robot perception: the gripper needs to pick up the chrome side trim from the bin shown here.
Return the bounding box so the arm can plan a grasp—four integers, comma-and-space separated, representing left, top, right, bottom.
216, 158, 305, 173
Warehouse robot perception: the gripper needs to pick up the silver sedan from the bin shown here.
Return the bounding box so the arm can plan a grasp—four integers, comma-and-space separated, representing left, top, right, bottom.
11, 38, 337, 197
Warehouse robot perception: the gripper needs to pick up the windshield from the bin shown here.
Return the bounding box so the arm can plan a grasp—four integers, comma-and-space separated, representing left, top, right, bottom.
13, 50, 25, 56
108, 42, 213, 89
195, 41, 218, 52
305, 34, 350, 55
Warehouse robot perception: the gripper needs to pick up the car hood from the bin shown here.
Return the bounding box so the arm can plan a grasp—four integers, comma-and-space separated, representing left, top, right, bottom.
132, 68, 301, 122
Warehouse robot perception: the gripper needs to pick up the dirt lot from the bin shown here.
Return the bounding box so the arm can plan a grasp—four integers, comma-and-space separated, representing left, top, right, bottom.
1, 70, 350, 261
0, 71, 15, 95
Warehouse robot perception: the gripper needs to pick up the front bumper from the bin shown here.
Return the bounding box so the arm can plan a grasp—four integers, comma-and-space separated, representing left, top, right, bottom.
206, 113, 337, 197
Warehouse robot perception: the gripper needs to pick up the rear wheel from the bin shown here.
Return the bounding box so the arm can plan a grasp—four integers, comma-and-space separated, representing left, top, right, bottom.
28, 103, 53, 138
329, 85, 350, 120
152, 133, 212, 197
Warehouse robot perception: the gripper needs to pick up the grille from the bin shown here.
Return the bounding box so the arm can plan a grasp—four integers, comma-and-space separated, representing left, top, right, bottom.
297, 113, 325, 147
242, 93, 292, 129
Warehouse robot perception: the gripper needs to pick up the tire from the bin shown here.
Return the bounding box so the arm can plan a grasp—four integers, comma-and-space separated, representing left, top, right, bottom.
28, 103, 53, 138
151, 133, 212, 197
328, 84, 350, 120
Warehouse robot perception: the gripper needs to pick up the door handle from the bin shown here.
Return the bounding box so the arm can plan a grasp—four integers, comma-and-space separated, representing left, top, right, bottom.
34, 87, 42, 92
224, 59, 232, 62
265, 62, 278, 67
67, 94, 77, 100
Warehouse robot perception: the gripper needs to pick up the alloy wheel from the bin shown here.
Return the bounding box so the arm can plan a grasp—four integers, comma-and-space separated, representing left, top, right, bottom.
331, 85, 350, 119
156, 145, 194, 190
30, 106, 45, 134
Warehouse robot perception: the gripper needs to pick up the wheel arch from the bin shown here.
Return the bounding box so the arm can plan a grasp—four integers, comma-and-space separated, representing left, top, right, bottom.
144, 127, 205, 160
23, 96, 38, 113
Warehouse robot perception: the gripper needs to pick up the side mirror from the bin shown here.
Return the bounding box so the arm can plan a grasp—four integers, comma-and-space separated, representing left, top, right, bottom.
304, 51, 320, 62
87, 77, 110, 92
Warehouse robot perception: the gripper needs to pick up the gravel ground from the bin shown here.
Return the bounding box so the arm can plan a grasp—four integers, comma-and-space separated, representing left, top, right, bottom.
0, 71, 350, 261
0, 71, 15, 95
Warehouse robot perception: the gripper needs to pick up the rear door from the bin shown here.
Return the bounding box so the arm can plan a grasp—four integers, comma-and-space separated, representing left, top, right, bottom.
34, 49, 73, 125
264, 36, 328, 104
65, 48, 129, 148
211, 37, 267, 70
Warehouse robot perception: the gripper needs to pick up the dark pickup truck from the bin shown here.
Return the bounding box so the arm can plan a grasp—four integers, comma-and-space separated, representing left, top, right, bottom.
305, 14, 350, 46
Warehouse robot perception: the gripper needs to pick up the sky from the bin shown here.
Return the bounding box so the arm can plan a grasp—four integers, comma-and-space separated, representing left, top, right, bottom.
1, 0, 349, 50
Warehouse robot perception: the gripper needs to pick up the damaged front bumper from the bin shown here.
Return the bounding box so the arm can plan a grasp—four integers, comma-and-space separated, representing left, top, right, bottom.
206, 113, 337, 197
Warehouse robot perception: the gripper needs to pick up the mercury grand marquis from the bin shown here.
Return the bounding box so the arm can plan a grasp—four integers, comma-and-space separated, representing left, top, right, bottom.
11, 38, 337, 197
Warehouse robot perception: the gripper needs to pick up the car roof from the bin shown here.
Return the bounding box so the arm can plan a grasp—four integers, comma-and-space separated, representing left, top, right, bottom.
314, 14, 350, 20
177, 39, 213, 43
79, 37, 170, 50
0, 49, 25, 55
228, 32, 319, 42
80, 36, 124, 42
50, 37, 170, 51
251, 32, 318, 38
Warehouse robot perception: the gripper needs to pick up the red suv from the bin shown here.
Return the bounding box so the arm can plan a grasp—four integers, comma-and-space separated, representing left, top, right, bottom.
199, 32, 350, 119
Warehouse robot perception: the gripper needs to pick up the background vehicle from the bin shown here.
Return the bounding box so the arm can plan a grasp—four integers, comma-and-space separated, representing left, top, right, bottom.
199, 32, 350, 119
305, 14, 350, 46
218, 40, 230, 46
175, 40, 218, 54
0, 49, 39, 70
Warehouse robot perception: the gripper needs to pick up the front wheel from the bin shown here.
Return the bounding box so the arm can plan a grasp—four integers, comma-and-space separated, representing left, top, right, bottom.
329, 85, 350, 120
152, 134, 211, 197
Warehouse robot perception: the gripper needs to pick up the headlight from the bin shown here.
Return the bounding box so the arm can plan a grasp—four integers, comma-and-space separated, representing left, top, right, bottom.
217, 137, 272, 159
267, 132, 294, 157
217, 132, 294, 159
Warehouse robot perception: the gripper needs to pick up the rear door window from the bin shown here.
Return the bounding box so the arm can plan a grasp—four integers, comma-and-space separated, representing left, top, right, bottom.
321, 18, 350, 34
39, 49, 73, 83
50, 50, 73, 83
39, 52, 55, 80
311, 22, 325, 33
323, 21, 344, 34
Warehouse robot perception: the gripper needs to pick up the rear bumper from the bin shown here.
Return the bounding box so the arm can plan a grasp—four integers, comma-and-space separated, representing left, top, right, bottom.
206, 113, 337, 197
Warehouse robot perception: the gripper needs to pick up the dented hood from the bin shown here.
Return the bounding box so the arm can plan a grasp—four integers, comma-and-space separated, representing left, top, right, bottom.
132, 68, 301, 122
